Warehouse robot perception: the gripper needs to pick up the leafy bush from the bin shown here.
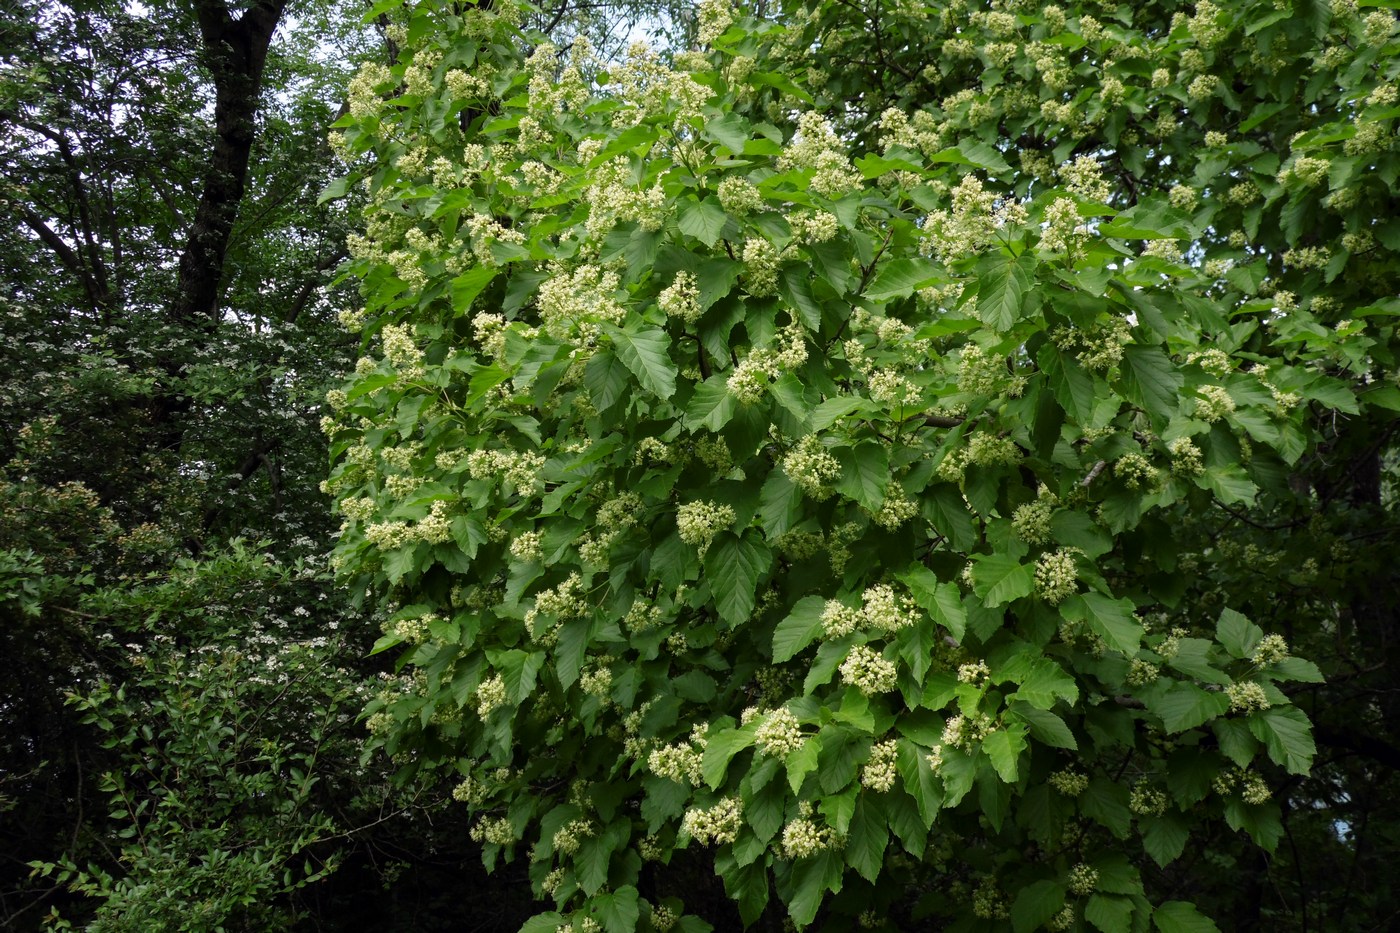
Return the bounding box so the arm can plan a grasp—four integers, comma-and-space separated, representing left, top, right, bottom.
326, 0, 1396, 929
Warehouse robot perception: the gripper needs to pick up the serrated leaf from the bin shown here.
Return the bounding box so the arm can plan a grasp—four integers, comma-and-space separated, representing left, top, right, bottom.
787, 733, 822, 793
900, 566, 967, 642
604, 324, 677, 399
1153, 901, 1221, 933
1141, 813, 1190, 867
864, 258, 943, 301
1012, 880, 1065, 933
1150, 682, 1231, 733
773, 595, 827, 662
1249, 706, 1316, 774
1120, 345, 1183, 420
686, 374, 737, 430
976, 251, 1035, 332
702, 112, 751, 153
835, 443, 889, 510
1216, 607, 1263, 659
702, 727, 755, 789
983, 728, 1025, 783
972, 553, 1034, 608
1062, 592, 1143, 655
450, 265, 499, 314
1086, 894, 1135, 933
845, 798, 889, 882
705, 532, 772, 627
1010, 704, 1078, 749
678, 197, 729, 247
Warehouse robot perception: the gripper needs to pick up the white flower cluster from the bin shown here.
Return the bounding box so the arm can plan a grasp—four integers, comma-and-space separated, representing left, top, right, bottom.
782, 435, 841, 499
537, 264, 626, 341
681, 796, 743, 845
840, 645, 898, 695
1130, 783, 1168, 817
1115, 451, 1158, 489
1067, 863, 1099, 896
755, 707, 806, 757
585, 157, 666, 237
466, 448, 547, 493
475, 674, 508, 718
718, 176, 764, 215
1012, 493, 1056, 545
470, 816, 515, 846
1035, 548, 1080, 604
648, 742, 704, 784
697, 0, 734, 44
877, 107, 947, 158
941, 712, 994, 751
551, 818, 595, 855
779, 112, 862, 199
1167, 437, 1204, 477
781, 807, 835, 858
861, 739, 900, 792
1226, 680, 1271, 713
1252, 633, 1289, 665
727, 324, 807, 403
1048, 768, 1089, 796
873, 482, 919, 529
526, 572, 588, 637
510, 531, 543, 563
381, 324, 425, 379
1195, 385, 1236, 423
861, 583, 920, 632
610, 42, 712, 128
676, 500, 735, 550
464, 214, 526, 264
923, 174, 1024, 260
658, 271, 701, 323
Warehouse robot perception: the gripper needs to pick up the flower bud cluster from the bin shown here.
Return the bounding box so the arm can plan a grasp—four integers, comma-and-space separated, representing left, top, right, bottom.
1252, 633, 1289, 665
782, 434, 841, 499
840, 645, 898, 695
1226, 680, 1271, 713
658, 271, 701, 323
1167, 437, 1204, 477
475, 674, 508, 718
1067, 863, 1099, 896
755, 707, 806, 757
861, 739, 900, 792
1012, 496, 1055, 545
470, 816, 515, 846
781, 814, 835, 858
1048, 768, 1089, 796
648, 742, 704, 784
1035, 548, 1080, 604
676, 500, 736, 550
682, 796, 743, 845
1130, 783, 1169, 817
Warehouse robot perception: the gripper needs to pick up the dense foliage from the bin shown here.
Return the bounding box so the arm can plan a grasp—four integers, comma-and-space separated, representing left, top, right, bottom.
326, 0, 1400, 930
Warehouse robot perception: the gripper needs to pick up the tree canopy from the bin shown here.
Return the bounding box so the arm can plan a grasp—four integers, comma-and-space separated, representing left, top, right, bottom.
325, 0, 1400, 930
5, 0, 1400, 930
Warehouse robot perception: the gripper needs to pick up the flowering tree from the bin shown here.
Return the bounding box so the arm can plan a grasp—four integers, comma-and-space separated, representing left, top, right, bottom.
327, 0, 1398, 929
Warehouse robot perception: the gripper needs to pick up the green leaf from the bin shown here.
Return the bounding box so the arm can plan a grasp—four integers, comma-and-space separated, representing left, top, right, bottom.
451, 265, 499, 314
1086, 894, 1135, 933
864, 258, 943, 301
773, 596, 827, 663
816, 726, 868, 794
899, 566, 967, 642
584, 350, 630, 413
1249, 706, 1316, 774
1153, 901, 1221, 933
1010, 704, 1078, 749
686, 374, 737, 430
1011, 880, 1066, 933
1141, 812, 1190, 867
1099, 198, 1196, 239
1009, 658, 1081, 710
678, 197, 730, 248
604, 324, 677, 400
705, 532, 772, 627
702, 727, 755, 789
780, 266, 824, 330
1120, 346, 1183, 420
518, 913, 566, 933
1062, 592, 1143, 655
835, 443, 889, 510
591, 886, 640, 933
975, 251, 1035, 332
1216, 607, 1263, 660
1150, 682, 1231, 733
845, 797, 889, 882
983, 728, 1025, 783
787, 733, 822, 793
972, 553, 1034, 608
702, 112, 751, 153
